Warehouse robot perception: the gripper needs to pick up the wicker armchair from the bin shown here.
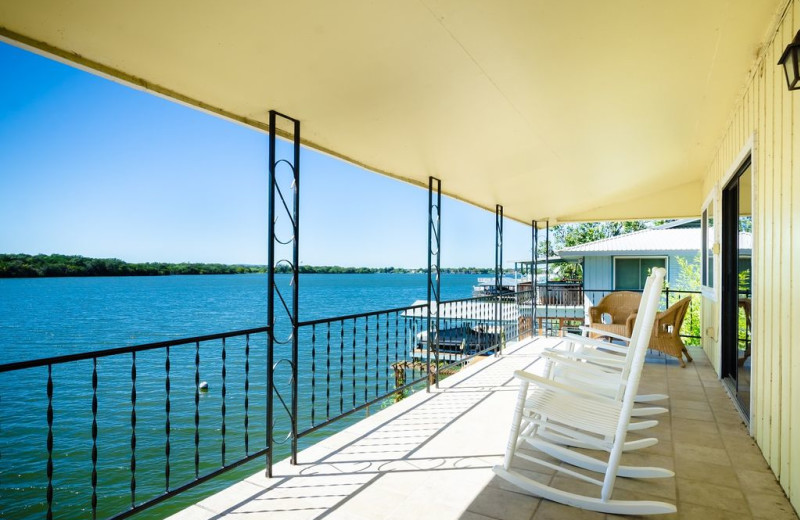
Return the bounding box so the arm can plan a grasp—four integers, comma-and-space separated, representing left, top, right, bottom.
627, 296, 694, 368
587, 291, 642, 339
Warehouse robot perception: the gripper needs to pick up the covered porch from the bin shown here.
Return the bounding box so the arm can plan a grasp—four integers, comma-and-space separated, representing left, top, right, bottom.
170, 337, 793, 520
2, 0, 799, 517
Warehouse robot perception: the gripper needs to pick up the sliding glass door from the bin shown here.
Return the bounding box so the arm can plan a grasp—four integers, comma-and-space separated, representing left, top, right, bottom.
721, 157, 752, 417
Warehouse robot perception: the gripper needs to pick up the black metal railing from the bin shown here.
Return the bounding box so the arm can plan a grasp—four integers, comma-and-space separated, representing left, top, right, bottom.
0, 327, 271, 520
0, 289, 531, 520
294, 290, 529, 443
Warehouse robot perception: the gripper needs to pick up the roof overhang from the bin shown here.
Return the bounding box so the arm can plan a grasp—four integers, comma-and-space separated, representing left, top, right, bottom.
0, 1, 784, 225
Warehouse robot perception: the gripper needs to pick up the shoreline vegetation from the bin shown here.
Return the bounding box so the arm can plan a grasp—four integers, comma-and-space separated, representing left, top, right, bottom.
0, 254, 500, 278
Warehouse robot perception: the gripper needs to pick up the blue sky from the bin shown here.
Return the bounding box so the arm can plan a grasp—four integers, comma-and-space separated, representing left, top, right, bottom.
0, 42, 533, 268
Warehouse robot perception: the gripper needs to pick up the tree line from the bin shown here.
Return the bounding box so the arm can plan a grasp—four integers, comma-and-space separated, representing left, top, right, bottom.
0, 254, 498, 278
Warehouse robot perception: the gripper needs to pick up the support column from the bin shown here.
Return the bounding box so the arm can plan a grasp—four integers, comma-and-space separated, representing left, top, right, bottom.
544, 220, 550, 336
495, 205, 503, 354
427, 177, 442, 391
267, 110, 301, 473
532, 220, 538, 337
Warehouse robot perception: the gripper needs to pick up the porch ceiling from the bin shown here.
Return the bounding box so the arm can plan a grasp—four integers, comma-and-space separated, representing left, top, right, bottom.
0, 1, 782, 225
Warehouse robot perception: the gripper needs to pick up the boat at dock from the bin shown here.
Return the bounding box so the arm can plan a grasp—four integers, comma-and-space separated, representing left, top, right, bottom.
414, 324, 500, 356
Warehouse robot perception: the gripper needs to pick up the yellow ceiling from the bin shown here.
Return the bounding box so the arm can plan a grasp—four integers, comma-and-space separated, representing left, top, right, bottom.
0, 0, 783, 225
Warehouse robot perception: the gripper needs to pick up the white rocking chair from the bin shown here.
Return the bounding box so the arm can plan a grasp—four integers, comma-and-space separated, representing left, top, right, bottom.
493, 268, 677, 515
542, 335, 669, 411
542, 323, 669, 405
529, 274, 666, 451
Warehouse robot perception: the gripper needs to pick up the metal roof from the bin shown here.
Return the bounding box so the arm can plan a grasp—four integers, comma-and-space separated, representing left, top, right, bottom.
0, 1, 783, 225
558, 228, 753, 257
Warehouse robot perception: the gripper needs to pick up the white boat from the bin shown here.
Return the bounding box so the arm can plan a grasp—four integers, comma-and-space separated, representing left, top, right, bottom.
472, 276, 522, 297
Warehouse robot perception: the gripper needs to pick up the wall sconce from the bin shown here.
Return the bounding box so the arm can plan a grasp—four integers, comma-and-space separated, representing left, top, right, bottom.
778, 30, 800, 90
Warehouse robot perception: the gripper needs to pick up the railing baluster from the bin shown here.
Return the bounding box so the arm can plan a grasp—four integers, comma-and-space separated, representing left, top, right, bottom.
91, 357, 98, 519
385, 313, 390, 393
394, 312, 399, 373
339, 321, 344, 415
221, 337, 227, 466
194, 341, 200, 478
165, 346, 171, 491
46, 364, 54, 520
352, 318, 356, 408
244, 335, 250, 455
130, 351, 137, 508
326, 323, 331, 421
375, 314, 380, 398
364, 317, 369, 405
311, 324, 316, 427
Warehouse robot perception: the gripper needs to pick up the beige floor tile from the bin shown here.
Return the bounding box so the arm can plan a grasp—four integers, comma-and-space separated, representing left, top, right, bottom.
674, 502, 753, 519
676, 478, 749, 513
532, 500, 604, 520
672, 407, 716, 422
670, 399, 712, 412
673, 458, 739, 489
667, 390, 708, 402
459, 512, 497, 520
464, 485, 539, 520
735, 468, 785, 496
719, 426, 757, 449
611, 472, 677, 501
671, 428, 723, 449
607, 512, 678, 520
746, 492, 798, 519
729, 450, 771, 472
671, 417, 720, 436
714, 410, 748, 426
674, 443, 731, 467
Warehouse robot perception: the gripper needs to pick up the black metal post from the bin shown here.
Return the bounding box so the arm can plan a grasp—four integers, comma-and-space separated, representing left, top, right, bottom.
427, 177, 441, 390
545, 220, 550, 336
290, 116, 300, 465
267, 110, 301, 471
532, 220, 537, 337
495, 205, 503, 354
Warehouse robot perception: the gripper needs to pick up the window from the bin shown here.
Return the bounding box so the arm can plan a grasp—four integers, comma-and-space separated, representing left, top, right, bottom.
702, 200, 715, 290
614, 257, 666, 290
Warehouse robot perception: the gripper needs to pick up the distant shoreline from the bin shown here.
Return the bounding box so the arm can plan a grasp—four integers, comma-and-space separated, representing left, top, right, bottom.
0, 254, 498, 278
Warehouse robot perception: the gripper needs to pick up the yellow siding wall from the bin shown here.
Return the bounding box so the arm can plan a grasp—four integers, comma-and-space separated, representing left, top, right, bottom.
702, 0, 800, 507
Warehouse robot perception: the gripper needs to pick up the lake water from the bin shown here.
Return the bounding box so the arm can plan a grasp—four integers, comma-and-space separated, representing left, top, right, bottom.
0, 273, 478, 519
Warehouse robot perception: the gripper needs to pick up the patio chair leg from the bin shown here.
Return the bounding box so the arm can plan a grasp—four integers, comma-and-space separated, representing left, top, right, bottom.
682, 347, 693, 363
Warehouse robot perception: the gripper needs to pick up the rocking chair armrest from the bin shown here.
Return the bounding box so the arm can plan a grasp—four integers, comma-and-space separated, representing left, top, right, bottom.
563, 333, 629, 354
512, 370, 619, 403
578, 326, 631, 343
543, 347, 627, 367
541, 351, 623, 375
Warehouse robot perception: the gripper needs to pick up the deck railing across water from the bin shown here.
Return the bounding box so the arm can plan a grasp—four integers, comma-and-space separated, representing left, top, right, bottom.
0, 291, 526, 520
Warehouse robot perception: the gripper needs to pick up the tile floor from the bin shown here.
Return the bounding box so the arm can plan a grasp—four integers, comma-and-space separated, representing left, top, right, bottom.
169, 337, 797, 520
